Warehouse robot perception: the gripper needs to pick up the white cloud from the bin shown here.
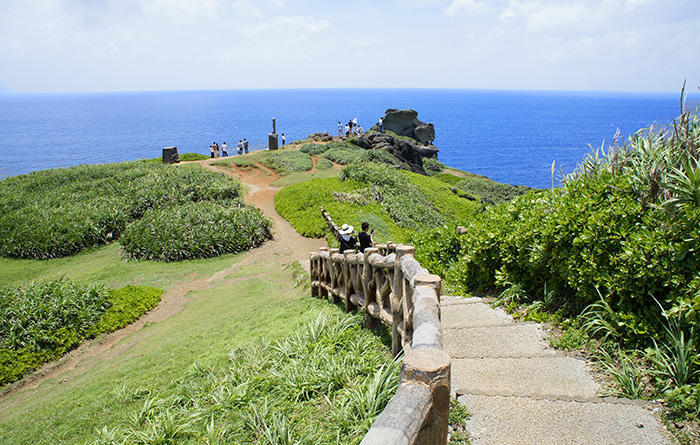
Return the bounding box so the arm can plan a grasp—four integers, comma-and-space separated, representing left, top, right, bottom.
498, 0, 542, 21
445, 0, 492, 17
526, 2, 588, 31
141, 0, 221, 23
240, 15, 330, 38
232, 0, 263, 18
624, 0, 654, 12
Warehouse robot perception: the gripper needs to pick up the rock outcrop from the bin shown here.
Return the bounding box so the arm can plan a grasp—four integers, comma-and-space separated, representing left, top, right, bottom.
349, 132, 438, 175
382, 109, 435, 145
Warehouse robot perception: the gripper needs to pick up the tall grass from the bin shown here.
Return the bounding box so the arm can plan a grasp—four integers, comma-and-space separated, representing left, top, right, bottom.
90, 311, 399, 444
0, 161, 248, 259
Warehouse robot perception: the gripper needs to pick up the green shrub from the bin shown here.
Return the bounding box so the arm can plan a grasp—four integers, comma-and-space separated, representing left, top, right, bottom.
120, 201, 271, 262
300, 143, 329, 155
91, 311, 399, 444
316, 158, 334, 170
0, 162, 242, 259
454, 177, 532, 204
422, 157, 445, 173
178, 152, 209, 161
0, 280, 163, 385
264, 151, 313, 174
322, 143, 366, 165
359, 149, 407, 169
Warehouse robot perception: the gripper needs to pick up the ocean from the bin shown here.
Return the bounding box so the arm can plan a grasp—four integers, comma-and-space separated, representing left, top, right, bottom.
0, 89, 690, 188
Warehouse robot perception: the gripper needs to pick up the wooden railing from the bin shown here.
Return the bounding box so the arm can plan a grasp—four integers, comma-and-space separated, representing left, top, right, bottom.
309, 210, 451, 445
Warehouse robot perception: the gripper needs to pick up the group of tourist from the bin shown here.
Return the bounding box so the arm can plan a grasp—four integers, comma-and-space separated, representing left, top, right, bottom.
337, 222, 374, 253
337, 119, 365, 138
209, 139, 250, 158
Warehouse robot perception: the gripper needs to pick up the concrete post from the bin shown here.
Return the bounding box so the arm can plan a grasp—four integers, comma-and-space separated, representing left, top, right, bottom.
402, 349, 451, 445
392, 245, 413, 357
363, 247, 379, 330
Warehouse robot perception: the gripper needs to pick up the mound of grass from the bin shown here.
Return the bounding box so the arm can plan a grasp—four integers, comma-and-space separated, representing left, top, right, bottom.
0, 280, 162, 385
322, 142, 366, 165
275, 162, 479, 245
178, 153, 209, 161
264, 151, 313, 174
120, 201, 271, 262
91, 311, 398, 444
454, 177, 532, 204
275, 177, 407, 243
0, 162, 244, 259
300, 143, 329, 155
316, 158, 334, 170
422, 157, 445, 173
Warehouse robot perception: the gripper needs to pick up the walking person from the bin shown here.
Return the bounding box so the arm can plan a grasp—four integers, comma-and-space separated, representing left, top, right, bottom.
281, 133, 285, 146
237, 140, 243, 155
221, 142, 229, 157
379, 117, 384, 133
243, 138, 249, 154
337, 121, 343, 138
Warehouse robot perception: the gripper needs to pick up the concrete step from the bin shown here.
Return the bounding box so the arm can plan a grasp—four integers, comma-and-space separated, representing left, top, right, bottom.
440, 295, 486, 306
452, 357, 599, 400
444, 324, 557, 358
441, 302, 513, 329
458, 394, 672, 445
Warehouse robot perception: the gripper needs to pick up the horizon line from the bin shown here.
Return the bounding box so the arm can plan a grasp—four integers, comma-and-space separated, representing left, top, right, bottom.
1, 85, 697, 97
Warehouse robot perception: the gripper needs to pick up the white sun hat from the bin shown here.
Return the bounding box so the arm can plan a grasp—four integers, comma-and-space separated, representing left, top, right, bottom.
339, 224, 354, 235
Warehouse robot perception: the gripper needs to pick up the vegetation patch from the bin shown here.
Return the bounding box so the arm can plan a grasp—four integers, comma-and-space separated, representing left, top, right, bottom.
300, 143, 329, 155
0, 162, 251, 260
423, 157, 445, 173
91, 311, 399, 445
178, 153, 209, 161
322, 142, 366, 165
316, 158, 334, 170
412, 110, 700, 428
0, 279, 162, 385
120, 201, 271, 262
264, 151, 313, 174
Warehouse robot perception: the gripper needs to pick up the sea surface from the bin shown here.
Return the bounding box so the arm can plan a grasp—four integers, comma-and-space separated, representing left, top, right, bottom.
0, 89, 691, 188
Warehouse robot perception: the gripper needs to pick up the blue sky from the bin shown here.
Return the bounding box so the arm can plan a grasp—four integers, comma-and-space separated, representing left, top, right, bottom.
0, 0, 698, 93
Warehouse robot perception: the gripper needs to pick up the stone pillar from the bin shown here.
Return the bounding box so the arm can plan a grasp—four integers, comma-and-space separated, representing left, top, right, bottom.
162, 146, 179, 164
402, 349, 451, 445
363, 247, 379, 330
392, 245, 414, 357
268, 117, 279, 150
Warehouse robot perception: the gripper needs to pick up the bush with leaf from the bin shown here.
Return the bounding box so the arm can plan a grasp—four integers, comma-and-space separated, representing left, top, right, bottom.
0, 280, 162, 385
264, 151, 313, 174
0, 162, 244, 259
120, 201, 271, 262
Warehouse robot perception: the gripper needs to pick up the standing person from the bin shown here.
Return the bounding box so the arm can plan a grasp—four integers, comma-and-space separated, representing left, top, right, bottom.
214, 142, 220, 158
337, 121, 343, 137
281, 133, 285, 146
379, 117, 384, 133
357, 125, 364, 136
209, 143, 215, 158
338, 224, 357, 253
221, 142, 229, 157
237, 140, 243, 155
344, 124, 350, 138
358, 222, 374, 252
243, 138, 249, 153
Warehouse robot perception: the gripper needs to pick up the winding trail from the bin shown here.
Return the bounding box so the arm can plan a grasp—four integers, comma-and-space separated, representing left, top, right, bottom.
441, 295, 673, 444
0, 156, 324, 406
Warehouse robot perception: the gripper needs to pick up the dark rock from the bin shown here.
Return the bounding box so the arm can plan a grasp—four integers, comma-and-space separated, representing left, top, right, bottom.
414, 124, 435, 145
351, 132, 431, 175
458, 193, 477, 201
450, 187, 457, 194
381, 109, 435, 145
308, 132, 332, 142
482, 198, 495, 205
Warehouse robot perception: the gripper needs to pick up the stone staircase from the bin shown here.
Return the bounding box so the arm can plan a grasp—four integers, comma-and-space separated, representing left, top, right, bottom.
441, 296, 674, 445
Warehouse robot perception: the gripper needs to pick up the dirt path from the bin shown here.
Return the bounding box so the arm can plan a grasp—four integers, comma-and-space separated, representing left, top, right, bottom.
0, 155, 325, 405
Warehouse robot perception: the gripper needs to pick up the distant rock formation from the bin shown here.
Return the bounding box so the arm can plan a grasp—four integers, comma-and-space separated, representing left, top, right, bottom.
307, 132, 333, 142
349, 132, 438, 175
382, 109, 435, 145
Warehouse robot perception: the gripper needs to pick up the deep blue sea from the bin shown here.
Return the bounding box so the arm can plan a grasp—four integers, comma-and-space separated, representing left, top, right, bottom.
0, 89, 693, 188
